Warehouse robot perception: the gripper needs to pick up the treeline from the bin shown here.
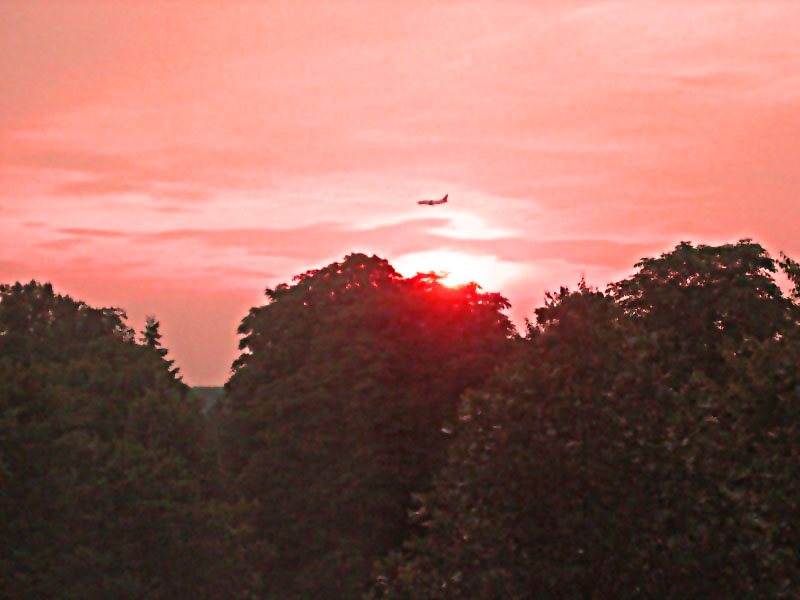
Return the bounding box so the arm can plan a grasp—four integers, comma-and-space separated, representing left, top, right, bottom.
0, 283, 265, 598
2, 240, 799, 598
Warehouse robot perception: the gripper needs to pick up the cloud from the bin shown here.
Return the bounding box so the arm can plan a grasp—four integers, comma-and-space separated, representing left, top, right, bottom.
2, 145, 215, 204
4, 149, 136, 174
135, 218, 449, 259
198, 265, 276, 281
57, 179, 143, 196
0, 260, 26, 279
131, 218, 661, 278
57, 227, 129, 238
35, 228, 130, 251
463, 237, 664, 268
2, 146, 151, 197
146, 202, 204, 214
0, 205, 21, 217
55, 177, 213, 202
37, 238, 88, 250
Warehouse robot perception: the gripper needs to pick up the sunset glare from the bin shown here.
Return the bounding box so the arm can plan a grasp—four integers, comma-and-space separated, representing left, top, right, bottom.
394, 250, 519, 290
2, 1, 800, 385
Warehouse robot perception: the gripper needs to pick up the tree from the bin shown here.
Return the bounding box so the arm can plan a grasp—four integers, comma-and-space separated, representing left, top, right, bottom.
0, 281, 262, 598
139, 315, 184, 383
373, 242, 800, 598
221, 253, 515, 599
779, 251, 800, 300
373, 282, 663, 598
609, 239, 795, 384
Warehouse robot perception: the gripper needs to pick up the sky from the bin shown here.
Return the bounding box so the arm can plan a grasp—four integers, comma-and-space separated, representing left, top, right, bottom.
2, 1, 799, 385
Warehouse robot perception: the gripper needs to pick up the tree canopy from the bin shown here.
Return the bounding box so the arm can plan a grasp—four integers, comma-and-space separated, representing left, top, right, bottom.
221, 253, 515, 599
4, 239, 799, 599
0, 281, 261, 599
372, 241, 800, 598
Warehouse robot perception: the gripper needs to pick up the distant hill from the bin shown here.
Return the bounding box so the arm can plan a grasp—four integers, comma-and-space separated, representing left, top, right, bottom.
190, 386, 224, 412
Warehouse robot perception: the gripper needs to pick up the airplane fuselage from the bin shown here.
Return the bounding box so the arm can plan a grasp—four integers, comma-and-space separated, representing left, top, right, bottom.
418, 194, 448, 206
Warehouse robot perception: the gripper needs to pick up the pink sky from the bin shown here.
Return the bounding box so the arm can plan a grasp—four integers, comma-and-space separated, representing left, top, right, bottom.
2, 1, 799, 385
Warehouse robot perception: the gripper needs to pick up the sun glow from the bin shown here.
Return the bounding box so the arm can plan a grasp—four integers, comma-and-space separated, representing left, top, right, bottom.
393, 250, 518, 291
429, 209, 513, 240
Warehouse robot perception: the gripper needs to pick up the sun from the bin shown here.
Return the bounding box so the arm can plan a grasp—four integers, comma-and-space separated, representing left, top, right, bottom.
393, 250, 514, 290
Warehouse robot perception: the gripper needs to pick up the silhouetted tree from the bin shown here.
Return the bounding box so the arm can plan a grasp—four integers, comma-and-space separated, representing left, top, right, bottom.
140, 315, 164, 349
0, 281, 262, 599
780, 251, 800, 300
138, 315, 185, 385
373, 241, 800, 599
609, 239, 795, 384
222, 253, 515, 599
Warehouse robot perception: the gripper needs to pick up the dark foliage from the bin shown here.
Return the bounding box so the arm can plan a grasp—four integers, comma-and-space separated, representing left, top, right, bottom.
373, 241, 800, 599
190, 386, 225, 413
221, 253, 515, 599
0, 281, 263, 599
4, 239, 799, 599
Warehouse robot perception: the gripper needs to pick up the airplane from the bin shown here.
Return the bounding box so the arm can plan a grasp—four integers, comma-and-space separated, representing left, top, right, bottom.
417, 193, 448, 206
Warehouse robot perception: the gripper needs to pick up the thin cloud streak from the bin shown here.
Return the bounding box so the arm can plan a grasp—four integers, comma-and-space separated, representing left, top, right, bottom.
58, 227, 129, 237
51, 218, 659, 271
